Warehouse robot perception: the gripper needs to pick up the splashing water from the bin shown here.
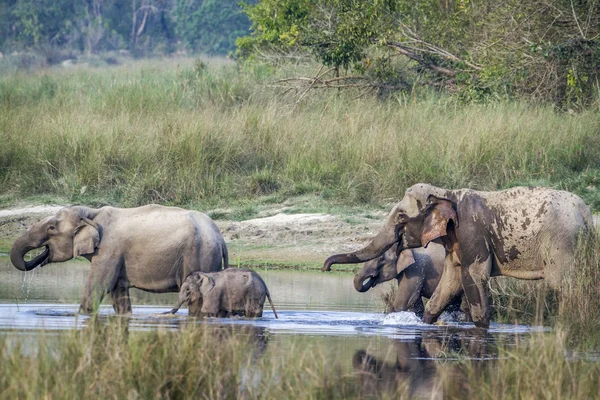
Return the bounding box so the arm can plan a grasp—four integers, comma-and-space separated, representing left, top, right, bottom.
382, 311, 427, 326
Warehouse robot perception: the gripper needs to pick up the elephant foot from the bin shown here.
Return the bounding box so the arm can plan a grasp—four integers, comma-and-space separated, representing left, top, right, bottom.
422, 312, 438, 325
472, 319, 490, 329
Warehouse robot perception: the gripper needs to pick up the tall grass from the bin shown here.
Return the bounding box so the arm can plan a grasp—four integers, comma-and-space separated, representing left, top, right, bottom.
0, 317, 428, 399
453, 331, 600, 399
1, 58, 599, 209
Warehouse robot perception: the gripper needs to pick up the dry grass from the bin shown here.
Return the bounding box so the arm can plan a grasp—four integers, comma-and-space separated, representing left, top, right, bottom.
1, 58, 599, 209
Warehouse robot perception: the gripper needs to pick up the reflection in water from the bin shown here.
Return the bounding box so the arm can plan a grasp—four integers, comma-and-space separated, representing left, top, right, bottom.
0, 256, 385, 310
352, 331, 493, 399
0, 254, 547, 397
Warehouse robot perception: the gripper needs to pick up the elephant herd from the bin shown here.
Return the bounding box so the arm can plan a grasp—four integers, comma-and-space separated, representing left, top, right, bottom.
10, 183, 594, 328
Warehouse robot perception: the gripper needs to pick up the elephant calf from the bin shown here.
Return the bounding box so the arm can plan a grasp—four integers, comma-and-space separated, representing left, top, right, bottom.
354, 241, 468, 318
168, 268, 278, 318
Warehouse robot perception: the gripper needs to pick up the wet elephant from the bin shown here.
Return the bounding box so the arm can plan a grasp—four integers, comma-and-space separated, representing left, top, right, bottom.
324, 184, 593, 328
354, 241, 469, 318
168, 268, 278, 318
10, 205, 228, 314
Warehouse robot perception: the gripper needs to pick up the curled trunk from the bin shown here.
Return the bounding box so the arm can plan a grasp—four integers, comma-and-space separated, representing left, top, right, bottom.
10, 236, 49, 271
353, 273, 375, 292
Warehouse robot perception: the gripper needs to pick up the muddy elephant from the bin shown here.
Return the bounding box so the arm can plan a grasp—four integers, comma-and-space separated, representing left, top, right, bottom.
324, 184, 593, 328
168, 268, 278, 318
10, 205, 228, 314
355, 241, 469, 318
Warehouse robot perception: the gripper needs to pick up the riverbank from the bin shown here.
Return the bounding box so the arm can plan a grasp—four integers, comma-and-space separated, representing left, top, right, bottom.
0, 197, 388, 272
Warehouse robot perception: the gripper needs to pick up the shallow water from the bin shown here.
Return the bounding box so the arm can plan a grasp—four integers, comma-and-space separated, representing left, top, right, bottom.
0, 255, 548, 397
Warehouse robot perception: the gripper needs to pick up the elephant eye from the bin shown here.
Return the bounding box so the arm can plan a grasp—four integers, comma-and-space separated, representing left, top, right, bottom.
48, 226, 56, 232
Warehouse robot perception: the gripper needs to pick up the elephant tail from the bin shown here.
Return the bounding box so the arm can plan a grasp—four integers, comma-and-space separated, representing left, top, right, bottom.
266, 290, 278, 319
222, 241, 229, 269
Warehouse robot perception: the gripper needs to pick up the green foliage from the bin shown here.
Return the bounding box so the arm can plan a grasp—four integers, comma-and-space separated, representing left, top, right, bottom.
240, 0, 600, 107
174, 0, 255, 55
0, 0, 253, 57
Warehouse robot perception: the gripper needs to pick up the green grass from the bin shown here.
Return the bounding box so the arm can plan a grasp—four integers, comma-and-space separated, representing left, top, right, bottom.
1, 58, 599, 210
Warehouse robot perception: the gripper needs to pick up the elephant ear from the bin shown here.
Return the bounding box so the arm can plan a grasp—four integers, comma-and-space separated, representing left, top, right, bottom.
73, 218, 100, 257
200, 276, 215, 294
396, 249, 416, 275
421, 196, 457, 248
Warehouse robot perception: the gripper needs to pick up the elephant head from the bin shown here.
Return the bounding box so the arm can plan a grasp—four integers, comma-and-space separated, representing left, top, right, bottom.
324, 184, 456, 272
168, 272, 215, 314
353, 244, 417, 292
10, 206, 100, 272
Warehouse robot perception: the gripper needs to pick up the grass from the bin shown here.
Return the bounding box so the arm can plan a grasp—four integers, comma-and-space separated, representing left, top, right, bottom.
2, 57, 600, 397
1, 58, 600, 210
0, 318, 435, 399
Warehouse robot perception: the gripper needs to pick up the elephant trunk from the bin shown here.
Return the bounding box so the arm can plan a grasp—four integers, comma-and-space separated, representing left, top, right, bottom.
322, 218, 398, 272
165, 298, 186, 315
10, 235, 49, 272
353, 273, 375, 293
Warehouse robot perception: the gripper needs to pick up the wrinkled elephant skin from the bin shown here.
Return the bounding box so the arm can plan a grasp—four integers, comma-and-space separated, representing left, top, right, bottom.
10, 205, 229, 314
324, 184, 593, 328
169, 268, 278, 319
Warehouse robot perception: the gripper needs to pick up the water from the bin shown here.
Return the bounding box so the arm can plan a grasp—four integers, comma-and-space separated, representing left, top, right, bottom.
0, 255, 547, 397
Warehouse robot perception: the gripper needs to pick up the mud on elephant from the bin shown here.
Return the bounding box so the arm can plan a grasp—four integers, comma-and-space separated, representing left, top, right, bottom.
355, 241, 469, 319
324, 184, 593, 328
10, 205, 229, 314
168, 268, 278, 318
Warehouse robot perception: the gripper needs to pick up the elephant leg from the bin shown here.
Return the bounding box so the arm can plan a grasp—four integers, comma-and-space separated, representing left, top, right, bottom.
461, 256, 492, 328
409, 299, 425, 317
392, 265, 425, 313
423, 254, 462, 324
110, 285, 132, 315
460, 294, 472, 322
80, 258, 120, 314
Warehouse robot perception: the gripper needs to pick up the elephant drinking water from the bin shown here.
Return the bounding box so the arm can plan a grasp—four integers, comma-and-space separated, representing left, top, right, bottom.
10, 205, 229, 314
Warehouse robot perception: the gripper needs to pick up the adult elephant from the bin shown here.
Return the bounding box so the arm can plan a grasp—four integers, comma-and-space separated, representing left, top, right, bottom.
10, 205, 229, 314
355, 241, 468, 318
323, 184, 593, 328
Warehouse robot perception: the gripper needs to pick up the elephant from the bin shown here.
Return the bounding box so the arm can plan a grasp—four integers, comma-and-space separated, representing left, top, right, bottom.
323, 183, 593, 328
355, 241, 469, 318
167, 268, 278, 318
10, 205, 229, 314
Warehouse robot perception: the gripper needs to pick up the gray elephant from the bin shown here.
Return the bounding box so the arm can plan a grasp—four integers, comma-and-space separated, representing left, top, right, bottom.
168, 268, 278, 318
10, 205, 228, 314
355, 241, 469, 318
323, 184, 593, 328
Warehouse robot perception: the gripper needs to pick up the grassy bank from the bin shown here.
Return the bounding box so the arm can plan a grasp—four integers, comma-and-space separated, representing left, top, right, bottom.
1, 317, 600, 399
1, 58, 599, 210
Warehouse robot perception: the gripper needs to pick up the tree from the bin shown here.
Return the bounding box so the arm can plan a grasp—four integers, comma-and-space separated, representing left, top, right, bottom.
238, 0, 600, 107
174, 0, 256, 55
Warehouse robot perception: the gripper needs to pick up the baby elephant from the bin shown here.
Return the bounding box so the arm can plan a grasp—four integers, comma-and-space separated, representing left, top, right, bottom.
354, 240, 469, 318
168, 268, 278, 318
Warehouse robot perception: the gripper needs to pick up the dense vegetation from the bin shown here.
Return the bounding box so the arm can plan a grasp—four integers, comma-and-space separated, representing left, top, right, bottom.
1, 59, 599, 211
0, 0, 253, 56
239, 0, 600, 108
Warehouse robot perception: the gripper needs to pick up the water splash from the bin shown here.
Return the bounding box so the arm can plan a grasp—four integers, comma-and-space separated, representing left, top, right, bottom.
382, 311, 427, 326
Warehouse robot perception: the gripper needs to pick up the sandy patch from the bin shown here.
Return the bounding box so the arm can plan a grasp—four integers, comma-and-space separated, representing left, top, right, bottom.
0, 205, 64, 218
